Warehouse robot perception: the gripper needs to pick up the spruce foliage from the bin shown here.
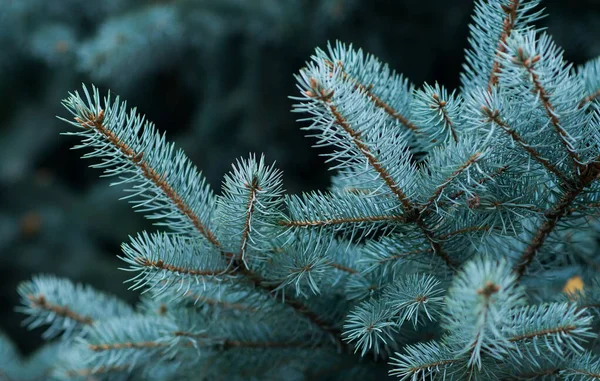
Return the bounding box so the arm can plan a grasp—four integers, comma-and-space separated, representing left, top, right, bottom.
7, 0, 600, 379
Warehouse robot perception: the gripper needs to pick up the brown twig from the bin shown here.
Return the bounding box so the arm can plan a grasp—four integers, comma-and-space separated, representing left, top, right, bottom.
515, 162, 600, 279
184, 292, 258, 312
89, 341, 166, 352
447, 166, 510, 201
236, 266, 344, 344
76, 110, 222, 248
327, 262, 359, 274
326, 102, 414, 211
512, 49, 584, 170
482, 106, 570, 184
325, 60, 421, 133
423, 152, 482, 210
134, 257, 228, 277
579, 89, 600, 109
487, 0, 520, 90
514, 184, 587, 278
431, 93, 458, 143
280, 213, 406, 228
65, 365, 130, 377
508, 325, 577, 342
27, 294, 93, 325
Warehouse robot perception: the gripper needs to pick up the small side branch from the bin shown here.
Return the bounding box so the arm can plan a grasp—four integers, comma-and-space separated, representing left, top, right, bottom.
89, 341, 166, 351
26, 294, 93, 325
327, 262, 359, 274
279, 214, 406, 228
514, 186, 584, 279
308, 79, 456, 268
134, 257, 229, 277
65, 365, 130, 378
431, 93, 458, 143
512, 50, 584, 170
423, 152, 482, 210
239, 176, 259, 262
447, 165, 509, 201
75, 110, 222, 249
269, 247, 359, 274
236, 266, 345, 347
579, 89, 600, 108
488, 0, 520, 90
515, 163, 600, 278
72, 95, 345, 352
326, 60, 421, 133
415, 220, 456, 269
565, 369, 600, 378
508, 325, 576, 342
326, 102, 414, 211
482, 106, 570, 183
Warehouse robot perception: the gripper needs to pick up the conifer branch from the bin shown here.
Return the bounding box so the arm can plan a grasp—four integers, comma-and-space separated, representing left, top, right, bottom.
487, 0, 520, 90
321, 95, 413, 211
422, 152, 482, 210
511, 49, 584, 169
437, 225, 492, 240
375, 248, 434, 265
508, 325, 577, 342
26, 294, 94, 326
388, 341, 458, 379
514, 186, 584, 278
397, 359, 458, 376
566, 370, 600, 378
18, 276, 134, 340
134, 257, 230, 277
67, 92, 342, 347
269, 247, 359, 275
415, 221, 456, 268
32, 8, 600, 376
238, 176, 259, 262
65, 365, 130, 377
431, 93, 458, 143
327, 262, 359, 274
186, 294, 258, 312
305, 79, 455, 269
569, 201, 600, 214
279, 214, 406, 228
89, 341, 167, 351
447, 165, 510, 201
236, 262, 341, 343
514, 163, 600, 278
579, 89, 600, 108
324, 59, 420, 133
236, 266, 344, 344
482, 106, 570, 183
74, 108, 222, 249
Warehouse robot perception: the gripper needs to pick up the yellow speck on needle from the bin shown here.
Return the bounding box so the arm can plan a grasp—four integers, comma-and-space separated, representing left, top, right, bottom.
563, 275, 584, 297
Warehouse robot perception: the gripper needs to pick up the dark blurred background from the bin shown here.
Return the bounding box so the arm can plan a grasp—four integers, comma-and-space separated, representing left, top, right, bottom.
0, 0, 598, 356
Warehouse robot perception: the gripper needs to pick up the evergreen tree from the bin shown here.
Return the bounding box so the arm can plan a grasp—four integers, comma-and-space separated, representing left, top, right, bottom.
4, 0, 600, 379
